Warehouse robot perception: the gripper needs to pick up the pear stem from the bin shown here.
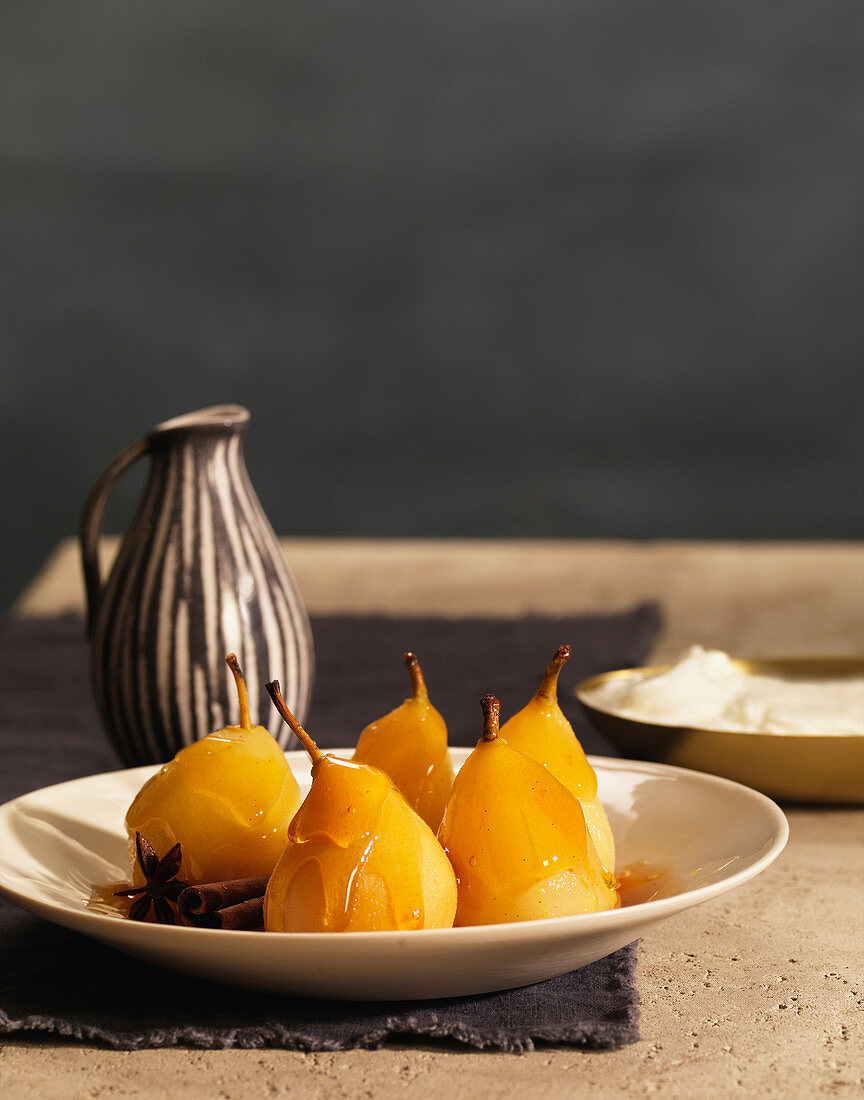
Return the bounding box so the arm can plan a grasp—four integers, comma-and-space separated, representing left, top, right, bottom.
403, 652, 428, 699
225, 653, 252, 730
266, 679, 324, 764
480, 694, 500, 741
537, 644, 571, 701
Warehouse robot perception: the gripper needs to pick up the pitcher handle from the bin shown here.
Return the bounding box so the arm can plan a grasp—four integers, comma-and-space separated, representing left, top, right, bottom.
79, 435, 150, 635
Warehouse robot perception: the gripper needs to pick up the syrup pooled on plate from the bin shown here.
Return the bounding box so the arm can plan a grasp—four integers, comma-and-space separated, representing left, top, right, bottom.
87, 881, 133, 918
615, 860, 678, 906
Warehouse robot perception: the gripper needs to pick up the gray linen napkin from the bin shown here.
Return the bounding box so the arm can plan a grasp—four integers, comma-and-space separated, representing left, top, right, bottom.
0, 607, 659, 1050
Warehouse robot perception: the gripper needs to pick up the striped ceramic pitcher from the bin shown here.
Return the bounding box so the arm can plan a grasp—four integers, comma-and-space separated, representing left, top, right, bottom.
80, 405, 314, 766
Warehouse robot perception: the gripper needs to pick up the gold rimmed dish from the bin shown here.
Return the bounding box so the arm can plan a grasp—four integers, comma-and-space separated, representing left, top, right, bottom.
576, 656, 864, 804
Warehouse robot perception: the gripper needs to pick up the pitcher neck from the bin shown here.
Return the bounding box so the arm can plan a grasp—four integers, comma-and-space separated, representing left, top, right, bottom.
147, 405, 250, 451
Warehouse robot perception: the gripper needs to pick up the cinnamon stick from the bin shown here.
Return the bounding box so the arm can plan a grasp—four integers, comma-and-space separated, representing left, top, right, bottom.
177, 876, 268, 928
211, 895, 265, 931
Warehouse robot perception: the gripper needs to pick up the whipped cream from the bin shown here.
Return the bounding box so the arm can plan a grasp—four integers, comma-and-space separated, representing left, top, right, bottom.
586, 646, 864, 735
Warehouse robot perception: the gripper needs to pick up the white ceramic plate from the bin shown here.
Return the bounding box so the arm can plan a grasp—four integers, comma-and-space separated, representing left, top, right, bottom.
0, 751, 788, 1001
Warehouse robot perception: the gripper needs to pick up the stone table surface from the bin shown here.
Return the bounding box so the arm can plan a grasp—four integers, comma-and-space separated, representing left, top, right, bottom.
3, 539, 864, 1099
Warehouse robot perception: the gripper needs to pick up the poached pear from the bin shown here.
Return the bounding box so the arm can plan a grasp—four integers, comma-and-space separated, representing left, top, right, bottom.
499, 645, 616, 872
352, 652, 454, 832
125, 654, 302, 884
438, 695, 618, 926
264, 680, 457, 932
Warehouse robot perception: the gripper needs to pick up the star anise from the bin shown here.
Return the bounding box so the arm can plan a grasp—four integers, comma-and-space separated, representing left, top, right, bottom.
113, 832, 187, 924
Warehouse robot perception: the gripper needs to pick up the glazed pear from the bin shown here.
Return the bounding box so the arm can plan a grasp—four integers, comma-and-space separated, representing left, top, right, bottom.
125, 654, 302, 884
438, 695, 618, 926
264, 680, 457, 933
353, 652, 454, 832
499, 646, 616, 872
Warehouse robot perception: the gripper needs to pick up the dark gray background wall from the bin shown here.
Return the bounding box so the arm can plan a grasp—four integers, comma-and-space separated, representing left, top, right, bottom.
1, 1, 862, 610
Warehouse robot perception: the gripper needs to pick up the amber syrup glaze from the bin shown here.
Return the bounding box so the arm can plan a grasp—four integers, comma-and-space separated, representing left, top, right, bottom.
87, 882, 134, 918
615, 860, 677, 906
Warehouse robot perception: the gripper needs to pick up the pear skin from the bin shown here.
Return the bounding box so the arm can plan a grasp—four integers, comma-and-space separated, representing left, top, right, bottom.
499, 646, 616, 872
353, 653, 454, 832
125, 654, 302, 884
265, 680, 457, 932
438, 695, 618, 926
